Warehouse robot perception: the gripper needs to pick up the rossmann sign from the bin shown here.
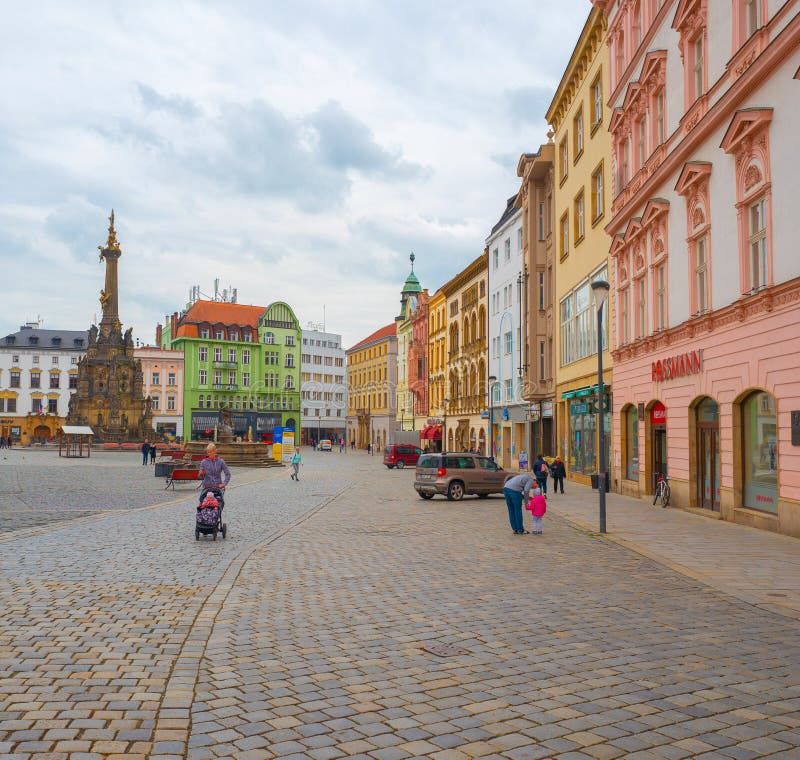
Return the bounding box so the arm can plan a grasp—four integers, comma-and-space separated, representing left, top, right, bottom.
652, 349, 704, 382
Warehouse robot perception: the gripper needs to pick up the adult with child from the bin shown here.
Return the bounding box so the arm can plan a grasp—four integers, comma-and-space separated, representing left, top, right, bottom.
550, 455, 566, 494
503, 471, 535, 535
532, 453, 549, 494
198, 442, 231, 492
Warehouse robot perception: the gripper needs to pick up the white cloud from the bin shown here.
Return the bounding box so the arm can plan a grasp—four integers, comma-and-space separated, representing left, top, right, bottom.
0, 0, 588, 348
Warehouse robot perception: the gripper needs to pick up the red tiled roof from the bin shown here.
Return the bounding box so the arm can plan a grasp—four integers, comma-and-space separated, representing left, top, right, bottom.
347, 323, 397, 353
175, 301, 265, 338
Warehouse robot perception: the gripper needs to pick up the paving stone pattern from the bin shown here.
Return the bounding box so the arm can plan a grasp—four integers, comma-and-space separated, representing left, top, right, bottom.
189, 473, 800, 760
0, 450, 353, 759
1, 450, 799, 760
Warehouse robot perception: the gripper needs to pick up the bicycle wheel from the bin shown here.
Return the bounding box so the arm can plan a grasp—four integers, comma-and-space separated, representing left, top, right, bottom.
652, 484, 661, 506
661, 484, 671, 508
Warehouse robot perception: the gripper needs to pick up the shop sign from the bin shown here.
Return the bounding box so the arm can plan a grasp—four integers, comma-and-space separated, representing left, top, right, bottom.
651, 402, 666, 426
502, 408, 509, 421
529, 403, 540, 422
427, 418, 442, 426
542, 401, 553, 417
481, 410, 489, 419
652, 349, 703, 382
571, 402, 590, 415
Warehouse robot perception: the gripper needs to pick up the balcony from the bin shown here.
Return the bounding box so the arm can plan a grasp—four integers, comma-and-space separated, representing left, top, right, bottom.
212, 383, 238, 391
213, 360, 238, 369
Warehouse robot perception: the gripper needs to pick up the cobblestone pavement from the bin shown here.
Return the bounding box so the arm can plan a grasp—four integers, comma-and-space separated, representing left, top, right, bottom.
2, 451, 800, 759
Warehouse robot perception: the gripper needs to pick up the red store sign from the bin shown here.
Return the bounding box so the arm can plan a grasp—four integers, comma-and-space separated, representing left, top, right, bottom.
651, 402, 666, 426
652, 349, 704, 382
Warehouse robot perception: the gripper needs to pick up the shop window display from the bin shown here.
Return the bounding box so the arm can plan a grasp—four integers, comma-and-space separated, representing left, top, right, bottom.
625, 405, 639, 480
742, 390, 778, 513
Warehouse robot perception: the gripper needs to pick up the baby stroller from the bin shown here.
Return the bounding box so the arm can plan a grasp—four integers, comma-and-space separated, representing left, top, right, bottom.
195, 487, 227, 541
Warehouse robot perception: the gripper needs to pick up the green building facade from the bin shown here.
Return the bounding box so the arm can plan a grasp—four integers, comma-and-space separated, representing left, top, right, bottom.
160, 300, 301, 442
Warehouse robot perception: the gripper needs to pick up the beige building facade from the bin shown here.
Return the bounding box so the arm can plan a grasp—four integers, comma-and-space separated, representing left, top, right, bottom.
135, 346, 185, 440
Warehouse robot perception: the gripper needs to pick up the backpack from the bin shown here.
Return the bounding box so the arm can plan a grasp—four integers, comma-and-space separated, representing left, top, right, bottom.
540, 462, 548, 475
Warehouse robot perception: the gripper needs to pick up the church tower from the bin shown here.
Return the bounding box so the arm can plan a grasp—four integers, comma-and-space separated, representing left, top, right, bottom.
67, 212, 152, 442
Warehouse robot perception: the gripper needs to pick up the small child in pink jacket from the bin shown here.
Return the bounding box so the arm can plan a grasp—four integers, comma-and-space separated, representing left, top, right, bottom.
525, 487, 547, 534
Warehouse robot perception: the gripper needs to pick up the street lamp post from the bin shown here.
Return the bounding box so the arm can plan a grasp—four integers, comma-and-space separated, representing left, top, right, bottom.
443, 398, 449, 453
488, 375, 501, 460
591, 279, 611, 534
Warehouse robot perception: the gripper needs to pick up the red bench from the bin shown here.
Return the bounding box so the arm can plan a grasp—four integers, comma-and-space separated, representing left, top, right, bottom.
165, 468, 201, 490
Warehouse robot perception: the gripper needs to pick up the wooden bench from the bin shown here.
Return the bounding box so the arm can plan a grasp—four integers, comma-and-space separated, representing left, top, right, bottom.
165, 468, 201, 490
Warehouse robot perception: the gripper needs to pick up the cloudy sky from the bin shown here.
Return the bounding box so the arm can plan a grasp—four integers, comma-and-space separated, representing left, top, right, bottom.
2, 0, 588, 348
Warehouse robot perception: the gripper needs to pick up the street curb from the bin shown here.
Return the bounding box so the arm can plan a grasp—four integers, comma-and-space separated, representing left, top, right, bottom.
148, 482, 352, 760
552, 508, 800, 622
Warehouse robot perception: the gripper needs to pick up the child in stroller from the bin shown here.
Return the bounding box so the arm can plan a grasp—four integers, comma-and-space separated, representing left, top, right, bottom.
195, 487, 227, 541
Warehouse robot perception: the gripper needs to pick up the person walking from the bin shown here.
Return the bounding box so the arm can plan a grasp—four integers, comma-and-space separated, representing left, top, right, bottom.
149, 443, 157, 465
503, 471, 535, 534
525, 486, 547, 534
533, 453, 549, 494
551, 455, 566, 494
141, 439, 150, 466
290, 447, 302, 481
198, 443, 232, 492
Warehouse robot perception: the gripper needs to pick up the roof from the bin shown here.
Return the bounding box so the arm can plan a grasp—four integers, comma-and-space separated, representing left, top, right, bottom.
347, 323, 397, 353
402, 270, 423, 294
3, 326, 88, 348
60, 426, 94, 436
175, 300, 266, 338
489, 195, 521, 236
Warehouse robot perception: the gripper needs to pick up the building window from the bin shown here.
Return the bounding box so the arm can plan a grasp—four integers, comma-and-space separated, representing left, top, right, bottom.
539, 341, 546, 381
745, 0, 762, 37
573, 108, 584, 158
538, 202, 545, 240
6, 398, 16, 413
636, 277, 647, 337
692, 34, 705, 101
749, 197, 768, 291
48, 399, 58, 414
200, 328, 210, 338
12, 354, 19, 363
243, 331, 253, 343
151, 396, 160, 411
71, 357, 77, 365
504, 379, 513, 401
504, 331, 512, 355
52, 356, 59, 365
655, 89, 665, 145
741, 390, 777, 512
592, 74, 603, 128
32, 355, 39, 364
199, 369, 207, 385
228, 348, 236, 363
559, 137, 568, 182
168, 372, 176, 385
625, 406, 639, 480
493, 248, 499, 269
560, 213, 569, 258
574, 192, 585, 243
655, 263, 666, 331
69, 375, 77, 389
50, 373, 60, 389
615, 32, 625, 82
590, 165, 605, 225
229, 331, 238, 342
637, 117, 647, 169
152, 372, 160, 385
215, 330, 224, 340
559, 267, 608, 366
620, 288, 630, 344
517, 227, 523, 252
167, 396, 176, 411
228, 371, 236, 385
286, 335, 295, 346
213, 347, 222, 362
242, 372, 250, 387
199, 347, 208, 362
241, 349, 250, 365
696, 236, 709, 313
213, 370, 222, 385
538, 271, 545, 311
30, 372, 41, 389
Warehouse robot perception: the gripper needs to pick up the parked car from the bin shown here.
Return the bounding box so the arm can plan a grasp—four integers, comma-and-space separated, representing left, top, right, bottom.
383, 444, 423, 469
414, 452, 511, 500
318, 439, 332, 451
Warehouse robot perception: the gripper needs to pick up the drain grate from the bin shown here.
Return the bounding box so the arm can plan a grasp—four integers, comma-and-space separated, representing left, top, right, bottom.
423, 643, 469, 657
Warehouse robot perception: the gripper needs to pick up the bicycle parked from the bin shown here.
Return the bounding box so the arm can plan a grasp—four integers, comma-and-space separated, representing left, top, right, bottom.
653, 472, 671, 508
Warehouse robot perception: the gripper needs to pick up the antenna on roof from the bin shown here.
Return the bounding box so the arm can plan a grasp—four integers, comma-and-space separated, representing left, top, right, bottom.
323, 304, 326, 333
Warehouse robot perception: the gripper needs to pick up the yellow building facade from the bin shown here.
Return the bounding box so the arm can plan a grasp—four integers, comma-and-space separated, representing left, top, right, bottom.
545, 7, 613, 485
442, 252, 489, 453
345, 323, 398, 451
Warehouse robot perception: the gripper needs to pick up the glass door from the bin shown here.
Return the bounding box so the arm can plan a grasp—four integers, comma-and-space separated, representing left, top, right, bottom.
652, 428, 667, 491
698, 427, 720, 510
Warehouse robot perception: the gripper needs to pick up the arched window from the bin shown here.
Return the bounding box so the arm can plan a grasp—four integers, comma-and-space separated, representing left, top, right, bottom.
741, 390, 778, 512
624, 405, 639, 480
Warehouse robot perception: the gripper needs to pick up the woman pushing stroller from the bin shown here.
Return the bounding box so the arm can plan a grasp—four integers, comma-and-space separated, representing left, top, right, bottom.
196, 443, 231, 540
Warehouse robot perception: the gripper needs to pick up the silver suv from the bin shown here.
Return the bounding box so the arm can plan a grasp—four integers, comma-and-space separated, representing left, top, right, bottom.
414, 452, 511, 501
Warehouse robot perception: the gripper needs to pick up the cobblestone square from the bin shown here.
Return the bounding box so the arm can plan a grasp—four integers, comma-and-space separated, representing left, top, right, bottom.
1, 450, 798, 759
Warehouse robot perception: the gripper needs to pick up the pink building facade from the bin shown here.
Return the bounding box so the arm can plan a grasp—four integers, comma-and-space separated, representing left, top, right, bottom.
135, 347, 185, 440
597, 0, 800, 536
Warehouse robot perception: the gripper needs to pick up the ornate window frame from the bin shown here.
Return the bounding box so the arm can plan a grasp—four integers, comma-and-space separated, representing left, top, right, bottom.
675, 161, 713, 315
720, 108, 773, 295
672, 0, 708, 115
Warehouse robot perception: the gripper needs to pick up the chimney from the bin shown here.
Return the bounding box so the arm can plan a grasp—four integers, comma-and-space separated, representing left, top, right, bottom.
156, 323, 162, 346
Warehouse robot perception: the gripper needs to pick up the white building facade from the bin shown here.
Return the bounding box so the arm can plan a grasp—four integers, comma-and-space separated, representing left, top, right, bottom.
300, 328, 347, 445
0, 323, 88, 442
487, 197, 528, 469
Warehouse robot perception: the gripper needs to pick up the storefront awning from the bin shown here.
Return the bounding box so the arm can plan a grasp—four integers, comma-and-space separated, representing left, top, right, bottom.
561, 383, 611, 400
421, 425, 442, 440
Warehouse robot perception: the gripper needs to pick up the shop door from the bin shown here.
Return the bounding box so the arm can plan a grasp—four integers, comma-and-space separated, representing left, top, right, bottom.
652, 427, 667, 490
698, 427, 720, 510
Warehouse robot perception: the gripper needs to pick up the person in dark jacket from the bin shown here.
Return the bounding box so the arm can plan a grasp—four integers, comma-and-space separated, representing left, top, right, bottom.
149, 443, 157, 464
532, 453, 549, 494
141, 440, 150, 466
551, 455, 566, 494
